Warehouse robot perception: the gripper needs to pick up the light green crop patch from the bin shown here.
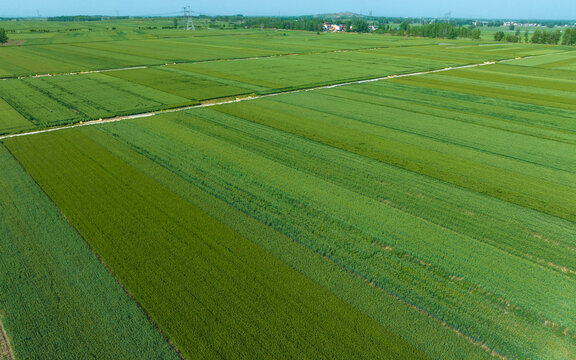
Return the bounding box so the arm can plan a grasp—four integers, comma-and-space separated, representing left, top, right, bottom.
0, 97, 33, 135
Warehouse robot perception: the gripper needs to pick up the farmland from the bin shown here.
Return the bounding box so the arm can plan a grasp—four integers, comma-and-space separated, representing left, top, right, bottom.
0, 31, 441, 134
1, 19, 575, 360
0, 145, 179, 359
4, 129, 431, 360
0, 27, 567, 135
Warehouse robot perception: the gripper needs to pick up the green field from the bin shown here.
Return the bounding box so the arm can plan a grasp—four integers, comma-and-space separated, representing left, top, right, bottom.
4, 129, 434, 360
0, 30, 439, 78
0, 30, 569, 135
1, 20, 575, 359
0, 145, 179, 359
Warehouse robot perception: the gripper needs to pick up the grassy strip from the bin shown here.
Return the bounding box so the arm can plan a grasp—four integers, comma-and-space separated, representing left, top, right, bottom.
0, 98, 33, 135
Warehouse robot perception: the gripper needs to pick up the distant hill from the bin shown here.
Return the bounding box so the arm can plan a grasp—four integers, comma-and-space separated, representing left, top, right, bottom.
314, 12, 368, 19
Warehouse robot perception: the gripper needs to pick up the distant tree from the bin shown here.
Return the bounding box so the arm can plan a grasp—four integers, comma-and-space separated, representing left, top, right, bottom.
353, 20, 369, 33
550, 30, 562, 44
401, 22, 480, 40
173, 17, 178, 29
0, 28, 8, 44
509, 24, 515, 31
524, 31, 529, 43
471, 28, 481, 40
561, 28, 570, 45
505, 34, 520, 43
531, 29, 561, 44
494, 31, 505, 41
399, 20, 411, 33
569, 28, 576, 45
344, 21, 353, 31
563, 28, 576, 45
531, 29, 542, 43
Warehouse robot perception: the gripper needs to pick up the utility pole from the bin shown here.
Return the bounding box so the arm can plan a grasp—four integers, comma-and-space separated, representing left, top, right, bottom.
182, 6, 195, 31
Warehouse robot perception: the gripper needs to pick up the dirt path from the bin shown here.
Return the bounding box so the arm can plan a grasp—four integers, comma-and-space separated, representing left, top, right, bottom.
0, 321, 14, 360
0, 57, 515, 141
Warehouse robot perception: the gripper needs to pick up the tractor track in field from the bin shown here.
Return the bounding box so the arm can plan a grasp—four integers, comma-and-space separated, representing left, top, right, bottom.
0, 54, 537, 141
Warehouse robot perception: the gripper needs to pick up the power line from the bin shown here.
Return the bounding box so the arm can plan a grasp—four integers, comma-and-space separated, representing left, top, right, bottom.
182, 6, 195, 31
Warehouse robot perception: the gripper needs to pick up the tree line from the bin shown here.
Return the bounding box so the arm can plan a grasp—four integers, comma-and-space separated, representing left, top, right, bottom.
494, 28, 576, 45
0, 28, 8, 43
47, 16, 130, 22
241, 17, 482, 39
243, 17, 325, 32
561, 28, 576, 45
395, 22, 481, 39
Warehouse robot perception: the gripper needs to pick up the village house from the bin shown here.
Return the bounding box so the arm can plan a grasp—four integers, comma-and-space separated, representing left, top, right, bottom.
323, 22, 346, 32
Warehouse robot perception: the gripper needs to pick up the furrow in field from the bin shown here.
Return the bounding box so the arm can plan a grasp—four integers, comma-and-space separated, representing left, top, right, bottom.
173, 108, 576, 269
324, 83, 576, 145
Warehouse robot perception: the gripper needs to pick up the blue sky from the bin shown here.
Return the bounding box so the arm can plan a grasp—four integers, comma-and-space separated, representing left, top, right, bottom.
3, 0, 576, 20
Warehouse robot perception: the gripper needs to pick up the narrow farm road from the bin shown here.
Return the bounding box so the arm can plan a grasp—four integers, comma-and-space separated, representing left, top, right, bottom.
0, 55, 534, 141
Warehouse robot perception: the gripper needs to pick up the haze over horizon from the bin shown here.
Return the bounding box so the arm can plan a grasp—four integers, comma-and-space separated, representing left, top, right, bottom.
3, 0, 576, 20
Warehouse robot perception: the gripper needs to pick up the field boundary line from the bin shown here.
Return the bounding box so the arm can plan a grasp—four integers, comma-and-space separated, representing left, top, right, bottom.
0, 56, 528, 141
1, 146, 186, 360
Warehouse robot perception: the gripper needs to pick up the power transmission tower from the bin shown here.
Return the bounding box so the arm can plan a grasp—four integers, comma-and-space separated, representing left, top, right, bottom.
182, 6, 195, 31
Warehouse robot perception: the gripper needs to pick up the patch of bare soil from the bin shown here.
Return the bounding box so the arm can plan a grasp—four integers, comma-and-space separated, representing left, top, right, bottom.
1, 40, 24, 46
